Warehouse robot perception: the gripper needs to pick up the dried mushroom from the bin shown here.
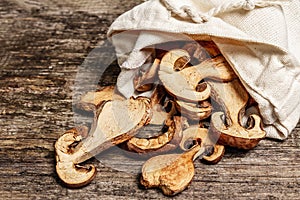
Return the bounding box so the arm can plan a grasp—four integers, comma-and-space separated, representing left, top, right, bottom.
55, 40, 270, 196
175, 100, 212, 121
140, 144, 201, 196
55, 97, 151, 187
126, 86, 180, 154
134, 58, 160, 92
181, 40, 221, 64
180, 126, 225, 164
182, 42, 210, 63
77, 86, 124, 111
197, 40, 222, 58
126, 116, 183, 154
55, 126, 96, 188
209, 79, 266, 149
159, 49, 236, 102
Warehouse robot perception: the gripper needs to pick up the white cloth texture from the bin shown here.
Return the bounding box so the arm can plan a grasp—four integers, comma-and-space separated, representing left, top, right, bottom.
107, 0, 300, 140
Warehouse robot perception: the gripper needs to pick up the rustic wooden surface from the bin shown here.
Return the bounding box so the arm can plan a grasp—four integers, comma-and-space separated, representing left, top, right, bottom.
0, 0, 299, 199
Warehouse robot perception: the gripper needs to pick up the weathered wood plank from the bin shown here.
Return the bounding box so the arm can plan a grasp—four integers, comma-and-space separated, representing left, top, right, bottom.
0, 0, 299, 199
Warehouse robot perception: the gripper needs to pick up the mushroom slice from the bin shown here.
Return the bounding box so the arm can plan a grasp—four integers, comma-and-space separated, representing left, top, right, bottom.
77, 86, 124, 111
181, 41, 222, 64
159, 49, 236, 102
175, 100, 212, 121
197, 40, 222, 58
126, 116, 182, 154
148, 85, 175, 125
140, 144, 201, 196
125, 86, 178, 154
133, 58, 160, 92
179, 126, 225, 164
208, 79, 266, 149
55, 97, 151, 187
55, 126, 96, 188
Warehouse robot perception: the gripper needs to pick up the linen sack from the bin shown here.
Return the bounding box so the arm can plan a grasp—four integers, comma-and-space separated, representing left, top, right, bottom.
107, 0, 300, 140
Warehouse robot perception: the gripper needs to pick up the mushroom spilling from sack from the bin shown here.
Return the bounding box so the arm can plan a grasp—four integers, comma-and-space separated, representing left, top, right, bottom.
55, 40, 266, 195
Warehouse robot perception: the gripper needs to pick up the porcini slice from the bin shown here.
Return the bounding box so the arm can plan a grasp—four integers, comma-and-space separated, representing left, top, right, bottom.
209, 79, 266, 149
55, 126, 96, 188
126, 86, 179, 154
159, 49, 236, 102
126, 116, 183, 154
181, 41, 221, 64
55, 97, 151, 187
77, 86, 124, 111
175, 100, 212, 121
134, 58, 160, 92
179, 126, 225, 164
141, 144, 201, 196
197, 40, 222, 58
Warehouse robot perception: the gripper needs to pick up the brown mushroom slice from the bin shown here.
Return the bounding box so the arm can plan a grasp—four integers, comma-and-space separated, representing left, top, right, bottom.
148, 85, 176, 125
181, 42, 215, 64
127, 116, 181, 154
126, 99, 179, 153
140, 144, 201, 196
179, 126, 225, 164
175, 100, 212, 121
208, 79, 266, 149
197, 40, 222, 58
77, 86, 124, 111
159, 49, 236, 102
134, 58, 160, 92
125, 85, 178, 154
55, 126, 96, 188
55, 97, 151, 187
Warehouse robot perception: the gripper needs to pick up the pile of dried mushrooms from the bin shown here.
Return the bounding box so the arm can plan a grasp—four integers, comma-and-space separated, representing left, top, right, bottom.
55, 41, 266, 196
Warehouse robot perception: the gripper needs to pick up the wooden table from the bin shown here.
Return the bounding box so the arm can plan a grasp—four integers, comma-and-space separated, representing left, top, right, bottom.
1, 0, 299, 199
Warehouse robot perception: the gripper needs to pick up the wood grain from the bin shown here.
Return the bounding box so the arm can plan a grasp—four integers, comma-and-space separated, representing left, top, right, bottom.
0, 0, 299, 199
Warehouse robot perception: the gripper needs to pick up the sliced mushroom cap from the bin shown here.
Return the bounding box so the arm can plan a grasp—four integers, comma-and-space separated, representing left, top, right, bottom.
159, 49, 236, 102
179, 126, 225, 164
55, 126, 96, 187
77, 86, 124, 111
125, 90, 179, 154
181, 40, 222, 64
140, 144, 201, 196
148, 85, 176, 125
126, 116, 183, 154
197, 40, 222, 58
134, 58, 160, 92
175, 100, 212, 121
55, 97, 151, 187
209, 79, 266, 149
182, 42, 210, 64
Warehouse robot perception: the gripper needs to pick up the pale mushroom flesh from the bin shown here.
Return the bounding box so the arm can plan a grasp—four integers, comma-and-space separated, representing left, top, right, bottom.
159, 49, 236, 102
140, 144, 201, 196
55, 97, 151, 187
179, 126, 225, 164
209, 79, 266, 149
